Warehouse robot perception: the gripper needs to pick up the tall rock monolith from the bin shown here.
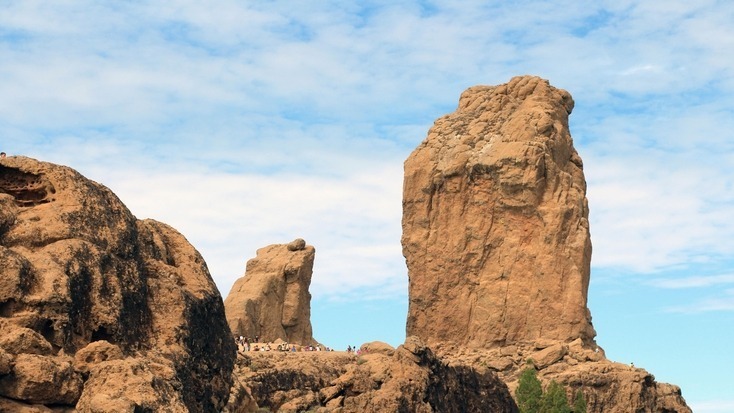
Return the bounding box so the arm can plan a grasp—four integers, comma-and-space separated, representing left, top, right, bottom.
402, 75, 596, 348
224, 239, 316, 345
401, 76, 691, 413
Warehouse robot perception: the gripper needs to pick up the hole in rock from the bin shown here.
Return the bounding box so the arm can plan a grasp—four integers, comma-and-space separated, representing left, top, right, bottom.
0, 165, 56, 207
92, 326, 114, 342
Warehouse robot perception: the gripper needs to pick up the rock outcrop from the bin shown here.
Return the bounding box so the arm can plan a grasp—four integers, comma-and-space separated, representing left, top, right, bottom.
227, 337, 518, 413
436, 340, 690, 413
403, 75, 595, 348
402, 76, 691, 412
0, 156, 235, 412
224, 239, 316, 345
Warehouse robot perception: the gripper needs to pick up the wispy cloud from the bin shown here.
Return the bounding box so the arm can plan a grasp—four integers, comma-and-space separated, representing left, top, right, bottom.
3, 0, 734, 404
650, 274, 734, 289
663, 289, 734, 314
2, 0, 732, 294
690, 399, 734, 413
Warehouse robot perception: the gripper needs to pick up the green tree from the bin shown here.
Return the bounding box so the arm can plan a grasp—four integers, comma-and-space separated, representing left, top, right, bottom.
572, 389, 587, 413
539, 380, 571, 413
515, 366, 542, 413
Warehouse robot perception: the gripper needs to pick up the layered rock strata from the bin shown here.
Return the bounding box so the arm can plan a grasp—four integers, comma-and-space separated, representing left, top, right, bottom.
402, 76, 691, 413
0, 156, 235, 412
224, 239, 316, 345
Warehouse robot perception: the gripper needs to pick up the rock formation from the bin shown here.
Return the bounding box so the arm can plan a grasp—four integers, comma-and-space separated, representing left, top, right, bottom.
227, 337, 517, 413
402, 76, 691, 412
224, 239, 316, 345
435, 340, 690, 413
403, 75, 594, 348
0, 156, 235, 412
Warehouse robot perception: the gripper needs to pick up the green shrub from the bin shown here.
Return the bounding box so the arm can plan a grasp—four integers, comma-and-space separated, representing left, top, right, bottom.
572, 389, 587, 413
515, 363, 586, 413
539, 380, 570, 413
516, 367, 542, 413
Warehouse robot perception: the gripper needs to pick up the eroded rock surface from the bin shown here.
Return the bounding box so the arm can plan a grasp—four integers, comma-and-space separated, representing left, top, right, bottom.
0, 156, 235, 412
403, 75, 595, 348
435, 341, 690, 413
402, 76, 691, 412
224, 239, 316, 345
226, 337, 518, 413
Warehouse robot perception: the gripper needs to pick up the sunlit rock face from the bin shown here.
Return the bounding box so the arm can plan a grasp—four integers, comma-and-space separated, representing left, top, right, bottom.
0, 156, 235, 412
224, 238, 316, 345
401, 76, 692, 413
402, 75, 595, 348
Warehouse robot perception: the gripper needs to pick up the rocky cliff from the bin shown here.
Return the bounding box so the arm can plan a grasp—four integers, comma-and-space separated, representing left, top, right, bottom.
224, 239, 316, 345
402, 76, 691, 413
0, 156, 235, 412
403, 75, 595, 348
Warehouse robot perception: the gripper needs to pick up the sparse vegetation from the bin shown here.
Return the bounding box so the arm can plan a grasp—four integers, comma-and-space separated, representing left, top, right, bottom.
515, 362, 587, 413
516, 364, 542, 413
573, 389, 587, 413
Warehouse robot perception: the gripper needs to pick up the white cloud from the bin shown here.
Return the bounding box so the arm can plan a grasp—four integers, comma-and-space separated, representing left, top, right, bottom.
690, 399, 734, 413
650, 274, 734, 289
664, 289, 734, 314
3, 0, 734, 404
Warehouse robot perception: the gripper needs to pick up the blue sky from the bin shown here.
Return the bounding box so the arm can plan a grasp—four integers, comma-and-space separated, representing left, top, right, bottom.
2, 1, 733, 411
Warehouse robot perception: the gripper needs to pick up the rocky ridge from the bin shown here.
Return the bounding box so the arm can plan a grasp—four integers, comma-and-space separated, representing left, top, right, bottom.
228, 337, 517, 413
0, 156, 235, 412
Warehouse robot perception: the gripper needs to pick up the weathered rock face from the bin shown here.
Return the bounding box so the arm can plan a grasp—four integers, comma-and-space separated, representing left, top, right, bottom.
434, 341, 691, 413
224, 239, 316, 344
403, 75, 595, 348
226, 337, 518, 413
0, 156, 235, 412
402, 76, 691, 412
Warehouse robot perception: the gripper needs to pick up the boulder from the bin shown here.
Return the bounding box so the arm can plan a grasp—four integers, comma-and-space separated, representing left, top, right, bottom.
0, 156, 235, 411
224, 239, 316, 344
529, 343, 567, 369
0, 354, 82, 405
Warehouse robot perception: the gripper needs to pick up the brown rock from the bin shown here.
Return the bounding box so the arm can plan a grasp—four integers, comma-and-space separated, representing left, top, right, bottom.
224, 239, 316, 344
0, 397, 75, 412
226, 337, 518, 412
0, 348, 13, 375
360, 341, 395, 356
73, 340, 123, 374
402, 76, 692, 413
402, 75, 595, 348
75, 358, 187, 412
0, 320, 54, 355
0, 157, 235, 411
222, 377, 258, 413
553, 362, 691, 413
0, 354, 82, 405
529, 343, 567, 369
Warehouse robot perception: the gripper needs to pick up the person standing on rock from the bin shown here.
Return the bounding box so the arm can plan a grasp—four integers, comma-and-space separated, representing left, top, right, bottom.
0, 152, 6, 159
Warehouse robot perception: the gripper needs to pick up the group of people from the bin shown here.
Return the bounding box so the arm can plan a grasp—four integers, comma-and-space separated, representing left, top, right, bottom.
346, 345, 367, 355
233, 335, 336, 353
